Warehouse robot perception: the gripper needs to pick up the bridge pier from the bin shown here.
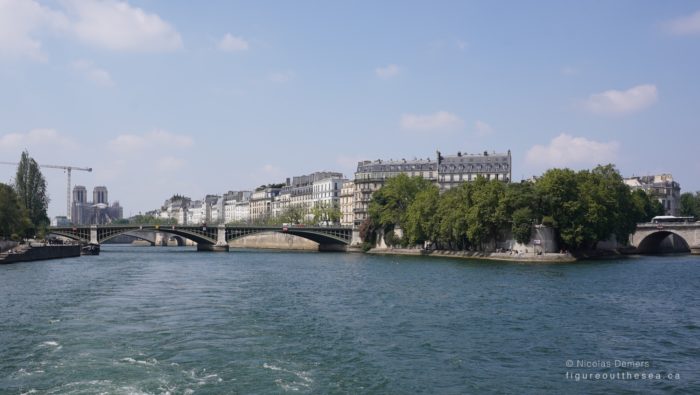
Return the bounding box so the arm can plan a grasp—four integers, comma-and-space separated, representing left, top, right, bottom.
196, 225, 230, 252
90, 225, 98, 245
691, 246, 700, 255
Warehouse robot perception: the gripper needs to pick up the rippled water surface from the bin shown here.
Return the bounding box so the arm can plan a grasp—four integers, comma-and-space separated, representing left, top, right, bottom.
1, 246, 699, 394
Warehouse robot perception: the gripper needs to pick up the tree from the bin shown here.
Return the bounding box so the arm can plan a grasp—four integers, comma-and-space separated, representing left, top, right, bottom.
128, 214, 177, 225
535, 168, 590, 249
311, 201, 341, 225
466, 177, 507, 248
14, 151, 50, 235
358, 217, 376, 243
511, 207, 534, 244
404, 184, 440, 245
630, 189, 664, 224
0, 183, 30, 239
680, 192, 700, 219
535, 164, 647, 250
279, 205, 306, 224
369, 174, 432, 229
435, 183, 471, 250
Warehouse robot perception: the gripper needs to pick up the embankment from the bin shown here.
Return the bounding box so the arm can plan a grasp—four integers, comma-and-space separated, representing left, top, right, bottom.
0, 245, 81, 264
368, 247, 577, 263
230, 232, 319, 251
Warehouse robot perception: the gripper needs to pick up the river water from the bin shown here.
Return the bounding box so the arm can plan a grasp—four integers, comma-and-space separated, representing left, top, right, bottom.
1, 246, 699, 394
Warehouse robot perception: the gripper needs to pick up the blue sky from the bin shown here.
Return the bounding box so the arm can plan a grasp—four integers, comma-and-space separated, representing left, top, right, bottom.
1, 0, 699, 218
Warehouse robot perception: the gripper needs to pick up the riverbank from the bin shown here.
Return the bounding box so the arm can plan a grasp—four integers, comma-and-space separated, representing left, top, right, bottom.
0, 244, 81, 264
367, 247, 578, 263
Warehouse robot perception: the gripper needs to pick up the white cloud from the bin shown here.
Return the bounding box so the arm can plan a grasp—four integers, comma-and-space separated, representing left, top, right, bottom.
456, 40, 468, 50
268, 70, 294, 83
0, 0, 68, 61
400, 111, 465, 132
156, 156, 185, 172
64, 0, 182, 52
0, 0, 181, 60
474, 120, 494, 136
0, 128, 77, 151
218, 33, 248, 52
375, 64, 399, 78
146, 130, 193, 148
72, 59, 114, 87
109, 129, 193, 153
582, 84, 658, 115
526, 134, 619, 168
664, 9, 700, 35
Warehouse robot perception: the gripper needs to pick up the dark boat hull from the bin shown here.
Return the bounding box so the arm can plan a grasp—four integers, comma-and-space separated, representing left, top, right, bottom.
81, 244, 100, 255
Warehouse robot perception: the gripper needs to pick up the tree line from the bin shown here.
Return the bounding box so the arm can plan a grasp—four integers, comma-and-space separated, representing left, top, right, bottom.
680, 192, 700, 219
0, 151, 50, 240
361, 164, 663, 252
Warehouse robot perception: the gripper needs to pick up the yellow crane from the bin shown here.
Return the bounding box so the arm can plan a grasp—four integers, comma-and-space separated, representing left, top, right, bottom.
0, 161, 92, 221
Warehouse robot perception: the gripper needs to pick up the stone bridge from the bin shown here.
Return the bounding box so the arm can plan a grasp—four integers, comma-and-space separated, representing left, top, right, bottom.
49, 224, 354, 252
630, 222, 700, 254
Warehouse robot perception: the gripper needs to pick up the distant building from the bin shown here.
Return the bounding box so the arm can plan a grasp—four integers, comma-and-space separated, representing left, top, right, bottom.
312, 176, 347, 225
438, 150, 512, 189
340, 180, 354, 227
234, 200, 250, 223
71, 185, 123, 225
52, 216, 70, 226
624, 174, 681, 216
160, 195, 191, 224
276, 171, 344, 222
250, 186, 281, 222
354, 157, 437, 226
188, 200, 204, 224
93, 186, 108, 205
353, 150, 511, 226
223, 190, 252, 224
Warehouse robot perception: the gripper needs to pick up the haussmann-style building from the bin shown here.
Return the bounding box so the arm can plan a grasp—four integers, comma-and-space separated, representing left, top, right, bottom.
353, 149, 512, 226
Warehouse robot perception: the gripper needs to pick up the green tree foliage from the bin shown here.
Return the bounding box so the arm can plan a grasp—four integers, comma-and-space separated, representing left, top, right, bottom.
404, 184, 440, 245
14, 151, 49, 235
278, 205, 306, 225
467, 177, 507, 248
628, 189, 663, 226
511, 207, 534, 244
534, 165, 640, 249
368, 164, 646, 252
127, 214, 178, 225
680, 192, 700, 218
358, 218, 376, 242
435, 184, 471, 250
369, 174, 433, 228
311, 201, 341, 225
0, 183, 30, 239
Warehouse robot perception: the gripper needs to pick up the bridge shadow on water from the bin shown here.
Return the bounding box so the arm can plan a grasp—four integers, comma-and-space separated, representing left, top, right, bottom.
636, 231, 691, 254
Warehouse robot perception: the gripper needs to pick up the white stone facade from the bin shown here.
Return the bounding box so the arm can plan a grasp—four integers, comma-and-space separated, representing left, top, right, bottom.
340, 180, 354, 227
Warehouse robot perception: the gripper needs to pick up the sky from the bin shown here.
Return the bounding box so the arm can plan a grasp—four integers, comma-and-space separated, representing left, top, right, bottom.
0, 0, 699, 219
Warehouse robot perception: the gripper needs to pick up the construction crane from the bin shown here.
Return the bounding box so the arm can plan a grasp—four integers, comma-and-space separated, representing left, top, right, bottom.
0, 161, 92, 221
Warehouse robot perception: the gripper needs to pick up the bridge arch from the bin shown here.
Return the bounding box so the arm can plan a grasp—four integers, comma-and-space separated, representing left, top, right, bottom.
225, 227, 350, 250
102, 231, 156, 246
49, 226, 217, 247
636, 230, 690, 254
